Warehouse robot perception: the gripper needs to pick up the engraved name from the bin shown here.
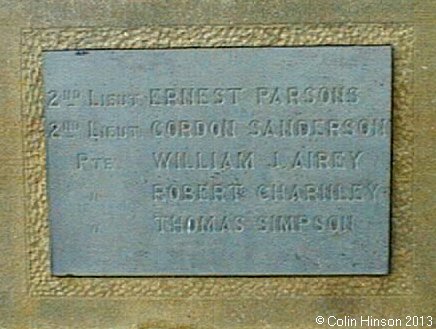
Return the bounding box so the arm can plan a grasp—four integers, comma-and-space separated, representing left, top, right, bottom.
153, 151, 254, 170
155, 214, 353, 234
47, 118, 388, 140
150, 182, 383, 202
46, 85, 360, 108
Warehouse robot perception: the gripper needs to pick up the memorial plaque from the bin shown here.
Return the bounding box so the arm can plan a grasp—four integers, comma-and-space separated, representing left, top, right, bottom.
43, 47, 391, 275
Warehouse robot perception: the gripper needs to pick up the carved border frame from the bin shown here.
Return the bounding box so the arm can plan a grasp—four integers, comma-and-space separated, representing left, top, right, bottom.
21, 24, 414, 297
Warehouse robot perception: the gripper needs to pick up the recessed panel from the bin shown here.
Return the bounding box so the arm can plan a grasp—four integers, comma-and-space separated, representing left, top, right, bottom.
43, 47, 391, 275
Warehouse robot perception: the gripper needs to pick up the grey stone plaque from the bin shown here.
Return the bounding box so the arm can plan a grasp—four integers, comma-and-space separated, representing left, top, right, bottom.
43, 47, 391, 276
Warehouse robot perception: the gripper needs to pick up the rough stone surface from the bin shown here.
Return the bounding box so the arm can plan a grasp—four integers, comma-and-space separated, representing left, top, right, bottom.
22, 25, 415, 298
